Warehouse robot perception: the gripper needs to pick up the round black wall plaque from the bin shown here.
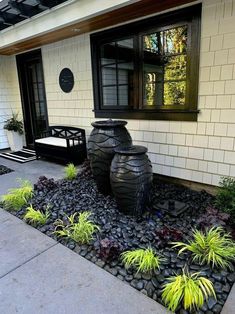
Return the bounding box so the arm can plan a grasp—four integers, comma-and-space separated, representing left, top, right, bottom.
59, 68, 74, 93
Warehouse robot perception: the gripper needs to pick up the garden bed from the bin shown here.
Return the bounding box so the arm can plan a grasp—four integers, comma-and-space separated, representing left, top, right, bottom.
8, 169, 235, 314
0, 165, 13, 176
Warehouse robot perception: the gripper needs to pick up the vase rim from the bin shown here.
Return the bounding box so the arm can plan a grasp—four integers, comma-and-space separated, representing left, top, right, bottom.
91, 119, 127, 128
115, 145, 147, 155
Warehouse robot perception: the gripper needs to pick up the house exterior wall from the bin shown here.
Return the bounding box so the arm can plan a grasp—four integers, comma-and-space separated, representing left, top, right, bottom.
0, 56, 22, 149
40, 0, 235, 186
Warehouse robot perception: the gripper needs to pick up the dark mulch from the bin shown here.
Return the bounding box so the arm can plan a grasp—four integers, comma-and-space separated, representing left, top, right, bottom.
0, 165, 13, 176
12, 172, 235, 314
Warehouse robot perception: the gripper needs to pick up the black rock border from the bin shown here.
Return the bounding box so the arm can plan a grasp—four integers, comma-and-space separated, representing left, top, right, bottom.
9, 173, 235, 314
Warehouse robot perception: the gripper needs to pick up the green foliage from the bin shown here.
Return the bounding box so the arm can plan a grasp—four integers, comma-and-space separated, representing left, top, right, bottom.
54, 211, 99, 244
121, 247, 163, 273
215, 177, 235, 224
162, 270, 216, 312
64, 163, 77, 180
24, 205, 50, 225
172, 226, 235, 269
2, 180, 33, 210
4, 112, 24, 134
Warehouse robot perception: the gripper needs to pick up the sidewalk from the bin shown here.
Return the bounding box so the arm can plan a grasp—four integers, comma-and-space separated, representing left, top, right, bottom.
0, 157, 64, 195
0, 209, 169, 314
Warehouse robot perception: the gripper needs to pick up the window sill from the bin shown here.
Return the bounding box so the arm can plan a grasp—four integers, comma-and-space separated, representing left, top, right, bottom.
94, 109, 199, 121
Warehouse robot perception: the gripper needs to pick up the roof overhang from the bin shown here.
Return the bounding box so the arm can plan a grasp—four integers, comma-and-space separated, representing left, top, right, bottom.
0, 0, 199, 55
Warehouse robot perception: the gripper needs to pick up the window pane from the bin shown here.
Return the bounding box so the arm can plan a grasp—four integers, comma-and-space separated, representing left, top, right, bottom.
103, 86, 117, 106
102, 65, 117, 85
164, 55, 187, 81
118, 85, 129, 106
164, 81, 186, 105
116, 38, 134, 63
163, 26, 187, 54
118, 62, 134, 84
143, 33, 161, 54
101, 42, 116, 65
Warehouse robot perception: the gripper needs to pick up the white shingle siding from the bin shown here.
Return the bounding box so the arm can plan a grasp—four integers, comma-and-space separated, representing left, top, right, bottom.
0, 56, 22, 149
23, 0, 233, 186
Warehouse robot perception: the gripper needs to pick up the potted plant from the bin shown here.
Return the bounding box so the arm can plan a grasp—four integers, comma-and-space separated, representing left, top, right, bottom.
4, 113, 24, 151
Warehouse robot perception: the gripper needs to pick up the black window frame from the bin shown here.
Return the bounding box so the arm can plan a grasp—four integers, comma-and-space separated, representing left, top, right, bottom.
91, 4, 201, 121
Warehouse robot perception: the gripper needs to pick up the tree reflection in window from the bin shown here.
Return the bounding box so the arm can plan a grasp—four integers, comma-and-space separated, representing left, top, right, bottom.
143, 26, 187, 107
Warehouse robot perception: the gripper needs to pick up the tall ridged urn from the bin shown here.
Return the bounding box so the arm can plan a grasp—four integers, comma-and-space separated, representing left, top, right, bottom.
110, 145, 153, 216
88, 119, 132, 194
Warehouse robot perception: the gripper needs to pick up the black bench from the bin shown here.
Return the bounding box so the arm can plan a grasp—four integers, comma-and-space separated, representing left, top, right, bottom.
35, 126, 87, 165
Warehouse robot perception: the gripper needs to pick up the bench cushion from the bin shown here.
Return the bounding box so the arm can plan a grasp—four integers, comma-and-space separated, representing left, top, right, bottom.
35, 137, 81, 148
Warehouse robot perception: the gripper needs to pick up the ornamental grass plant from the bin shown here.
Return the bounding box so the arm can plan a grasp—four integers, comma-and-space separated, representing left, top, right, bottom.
121, 247, 163, 273
54, 211, 99, 244
2, 180, 33, 210
24, 204, 50, 225
162, 270, 216, 312
172, 226, 235, 269
64, 163, 77, 180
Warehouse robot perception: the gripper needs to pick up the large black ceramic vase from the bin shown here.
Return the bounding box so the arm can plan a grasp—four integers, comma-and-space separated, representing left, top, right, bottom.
110, 145, 153, 216
88, 120, 132, 194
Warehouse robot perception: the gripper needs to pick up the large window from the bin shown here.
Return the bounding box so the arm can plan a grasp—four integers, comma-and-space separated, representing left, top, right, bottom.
91, 5, 201, 121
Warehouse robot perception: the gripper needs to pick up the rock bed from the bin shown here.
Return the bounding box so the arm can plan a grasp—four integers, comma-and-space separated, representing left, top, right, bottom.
14, 173, 235, 314
0, 165, 13, 176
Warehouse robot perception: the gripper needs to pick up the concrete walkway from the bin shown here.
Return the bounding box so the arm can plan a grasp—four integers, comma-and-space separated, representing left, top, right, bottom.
0, 210, 169, 314
0, 157, 64, 195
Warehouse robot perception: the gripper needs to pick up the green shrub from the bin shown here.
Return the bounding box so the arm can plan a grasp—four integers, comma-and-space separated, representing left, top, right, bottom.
121, 247, 163, 273
2, 180, 33, 210
162, 270, 216, 312
24, 205, 50, 225
64, 163, 77, 180
172, 226, 235, 269
215, 177, 235, 225
54, 211, 99, 244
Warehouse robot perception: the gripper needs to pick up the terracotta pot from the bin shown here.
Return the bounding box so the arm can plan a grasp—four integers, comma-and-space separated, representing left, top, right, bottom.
88, 120, 132, 194
110, 145, 152, 216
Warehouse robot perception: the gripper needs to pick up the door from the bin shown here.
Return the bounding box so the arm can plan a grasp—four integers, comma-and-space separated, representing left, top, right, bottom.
16, 49, 49, 148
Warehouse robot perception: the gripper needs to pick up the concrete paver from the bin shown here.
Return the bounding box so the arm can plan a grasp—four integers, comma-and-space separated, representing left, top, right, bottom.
0, 157, 64, 196
0, 210, 56, 278
0, 210, 169, 314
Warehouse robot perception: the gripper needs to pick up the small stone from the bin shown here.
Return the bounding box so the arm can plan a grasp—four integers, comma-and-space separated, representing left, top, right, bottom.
125, 275, 133, 282
117, 275, 124, 281
142, 273, 151, 280
151, 277, 159, 288
156, 274, 164, 283
130, 279, 144, 290
212, 304, 223, 313
222, 283, 230, 293
152, 292, 158, 301
109, 268, 118, 276
176, 261, 185, 268
95, 260, 105, 268
134, 272, 142, 280
214, 282, 222, 294
212, 273, 222, 282
118, 268, 127, 277
207, 297, 217, 310
227, 273, 235, 283
190, 264, 201, 270
140, 289, 148, 296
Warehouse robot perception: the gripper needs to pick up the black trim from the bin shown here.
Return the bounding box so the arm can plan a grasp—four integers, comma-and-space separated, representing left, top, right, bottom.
91, 4, 201, 121
16, 49, 49, 148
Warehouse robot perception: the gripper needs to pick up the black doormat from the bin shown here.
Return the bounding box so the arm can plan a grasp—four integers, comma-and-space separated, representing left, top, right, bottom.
0, 165, 13, 175
0, 148, 36, 163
